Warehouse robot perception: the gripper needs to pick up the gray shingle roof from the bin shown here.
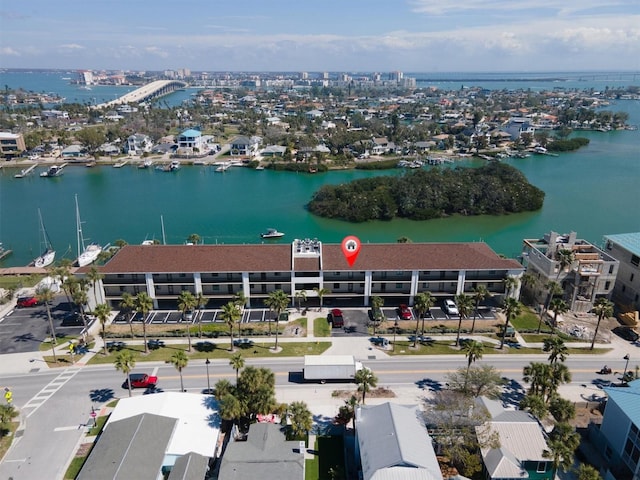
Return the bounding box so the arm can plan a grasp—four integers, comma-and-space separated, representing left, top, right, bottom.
167, 452, 210, 480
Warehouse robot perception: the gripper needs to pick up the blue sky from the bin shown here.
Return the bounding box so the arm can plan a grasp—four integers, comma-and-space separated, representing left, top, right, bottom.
1, 0, 639, 72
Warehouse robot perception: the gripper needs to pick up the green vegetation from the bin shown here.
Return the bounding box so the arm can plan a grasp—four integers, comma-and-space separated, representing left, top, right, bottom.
547, 137, 590, 152
266, 162, 328, 173
355, 158, 399, 170
307, 162, 544, 222
65, 456, 88, 480
314, 316, 331, 337
0, 274, 43, 290
305, 436, 345, 480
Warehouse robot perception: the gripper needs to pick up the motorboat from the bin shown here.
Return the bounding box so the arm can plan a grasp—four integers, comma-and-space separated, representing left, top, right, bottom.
40, 165, 64, 177
260, 228, 285, 239
138, 159, 153, 169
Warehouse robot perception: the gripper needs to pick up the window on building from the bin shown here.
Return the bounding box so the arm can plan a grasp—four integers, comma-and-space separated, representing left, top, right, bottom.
631, 273, 635, 282
536, 462, 547, 473
632, 255, 640, 267
623, 285, 626, 292
605, 281, 611, 290
179, 273, 186, 278
610, 265, 615, 274
212, 285, 219, 291
168, 285, 174, 294
396, 283, 403, 289
334, 283, 339, 289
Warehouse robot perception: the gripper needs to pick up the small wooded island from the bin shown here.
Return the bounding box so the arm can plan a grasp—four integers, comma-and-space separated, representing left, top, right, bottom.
307, 162, 545, 222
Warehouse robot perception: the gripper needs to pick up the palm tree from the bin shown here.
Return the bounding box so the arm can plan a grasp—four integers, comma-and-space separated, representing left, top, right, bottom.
214, 379, 234, 398
555, 248, 575, 280
114, 350, 136, 397
134, 292, 153, 354
543, 337, 568, 364
519, 272, 537, 302
194, 292, 208, 338
454, 293, 474, 347
36, 286, 57, 362
221, 301, 241, 351
93, 303, 111, 356
544, 422, 581, 476
470, 285, 489, 334
354, 368, 378, 405
414, 292, 434, 336
502, 275, 518, 298
370, 295, 384, 336
177, 290, 196, 352
294, 289, 307, 312
170, 350, 189, 392
499, 297, 521, 349
548, 298, 568, 330
288, 401, 313, 439
86, 266, 104, 304
119, 292, 136, 338
265, 290, 289, 350
462, 340, 484, 392
187, 233, 201, 245
537, 281, 563, 333
71, 285, 89, 331
229, 352, 245, 383
313, 287, 329, 311
590, 298, 614, 350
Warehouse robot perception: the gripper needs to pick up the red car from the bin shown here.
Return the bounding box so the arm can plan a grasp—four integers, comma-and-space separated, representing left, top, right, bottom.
398, 304, 412, 320
328, 308, 344, 328
123, 373, 158, 389
17, 296, 39, 308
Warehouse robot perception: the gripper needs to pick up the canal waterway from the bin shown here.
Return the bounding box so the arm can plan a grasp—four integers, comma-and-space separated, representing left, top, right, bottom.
0, 72, 639, 267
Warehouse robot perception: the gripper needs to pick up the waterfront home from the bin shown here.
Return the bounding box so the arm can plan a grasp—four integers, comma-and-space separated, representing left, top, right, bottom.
176, 128, 205, 154
230, 135, 261, 157
261, 145, 287, 157
0, 131, 26, 158
60, 144, 85, 158
126, 133, 153, 156
504, 117, 536, 140
604, 232, 640, 312
83, 239, 523, 310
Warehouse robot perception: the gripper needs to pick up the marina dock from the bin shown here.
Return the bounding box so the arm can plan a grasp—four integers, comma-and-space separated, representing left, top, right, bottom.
113, 160, 129, 168
14, 164, 38, 178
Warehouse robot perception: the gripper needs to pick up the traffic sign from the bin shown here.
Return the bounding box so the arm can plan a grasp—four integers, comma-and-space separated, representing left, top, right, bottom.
90, 411, 97, 418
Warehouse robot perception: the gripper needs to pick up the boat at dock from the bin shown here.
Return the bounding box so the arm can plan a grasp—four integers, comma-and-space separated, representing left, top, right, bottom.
40, 164, 66, 177
0, 243, 12, 261
138, 159, 153, 169
157, 160, 180, 172
14, 164, 38, 178
75, 194, 102, 267
32, 209, 56, 268
260, 228, 285, 239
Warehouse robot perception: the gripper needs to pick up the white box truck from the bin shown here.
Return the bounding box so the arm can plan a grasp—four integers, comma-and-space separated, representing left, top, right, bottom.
303, 355, 364, 383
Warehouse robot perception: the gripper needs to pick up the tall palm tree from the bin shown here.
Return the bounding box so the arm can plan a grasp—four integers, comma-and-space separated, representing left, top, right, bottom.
462, 340, 484, 392
502, 275, 518, 298
134, 292, 153, 354
36, 286, 57, 362
93, 303, 111, 356
86, 266, 104, 304
230, 352, 245, 383
454, 293, 474, 347
71, 285, 89, 331
555, 248, 575, 280
544, 422, 581, 476
500, 297, 521, 349
543, 337, 568, 364
354, 368, 378, 405
519, 272, 537, 302
177, 290, 196, 352
119, 292, 136, 338
114, 350, 136, 397
288, 401, 313, 439
413, 291, 435, 335
214, 379, 234, 398
590, 298, 613, 350
370, 295, 385, 336
265, 290, 289, 350
294, 289, 307, 312
195, 292, 208, 338
537, 281, 563, 334
313, 287, 329, 311
548, 298, 568, 330
470, 285, 489, 334
221, 301, 241, 351
170, 350, 189, 392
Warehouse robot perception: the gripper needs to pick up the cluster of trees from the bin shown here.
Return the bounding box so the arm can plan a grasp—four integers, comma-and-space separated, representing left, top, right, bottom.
307, 163, 544, 222
547, 137, 590, 152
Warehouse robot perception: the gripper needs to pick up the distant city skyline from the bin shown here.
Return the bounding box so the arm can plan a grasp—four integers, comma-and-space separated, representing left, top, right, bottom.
1, 0, 639, 73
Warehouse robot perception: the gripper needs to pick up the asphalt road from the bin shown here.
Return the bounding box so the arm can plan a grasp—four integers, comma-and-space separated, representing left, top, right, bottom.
0, 354, 624, 480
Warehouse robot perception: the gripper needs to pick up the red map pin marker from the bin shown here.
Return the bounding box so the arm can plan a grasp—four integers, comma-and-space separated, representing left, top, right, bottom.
341, 235, 361, 267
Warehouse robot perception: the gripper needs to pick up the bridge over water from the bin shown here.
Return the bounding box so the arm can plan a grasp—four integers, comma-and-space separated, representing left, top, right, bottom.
95, 80, 187, 108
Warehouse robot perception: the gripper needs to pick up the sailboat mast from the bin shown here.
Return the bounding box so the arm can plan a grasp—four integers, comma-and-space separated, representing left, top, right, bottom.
161, 215, 166, 245
75, 194, 84, 257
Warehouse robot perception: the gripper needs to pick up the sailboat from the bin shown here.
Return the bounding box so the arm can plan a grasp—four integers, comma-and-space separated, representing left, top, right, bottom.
33, 209, 56, 268
75, 194, 102, 267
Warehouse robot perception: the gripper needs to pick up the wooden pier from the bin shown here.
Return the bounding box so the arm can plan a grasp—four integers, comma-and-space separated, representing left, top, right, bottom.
14, 164, 38, 178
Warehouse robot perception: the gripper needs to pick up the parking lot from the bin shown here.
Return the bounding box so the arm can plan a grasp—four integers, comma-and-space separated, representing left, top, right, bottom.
0, 298, 87, 354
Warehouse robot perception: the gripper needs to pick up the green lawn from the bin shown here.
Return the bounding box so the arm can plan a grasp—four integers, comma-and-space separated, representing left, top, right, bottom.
511, 309, 553, 333
86, 341, 331, 365
308, 435, 344, 480
314, 317, 331, 337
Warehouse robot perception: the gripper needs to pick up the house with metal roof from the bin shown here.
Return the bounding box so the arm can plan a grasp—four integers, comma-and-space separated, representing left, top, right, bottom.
177, 128, 205, 154
588, 379, 640, 480
355, 402, 443, 480
604, 232, 640, 312
77, 392, 220, 480
475, 397, 553, 480
218, 422, 305, 480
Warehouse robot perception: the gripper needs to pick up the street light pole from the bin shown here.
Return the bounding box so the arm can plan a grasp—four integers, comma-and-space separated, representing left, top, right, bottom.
205, 358, 211, 393
392, 320, 399, 352
622, 354, 631, 385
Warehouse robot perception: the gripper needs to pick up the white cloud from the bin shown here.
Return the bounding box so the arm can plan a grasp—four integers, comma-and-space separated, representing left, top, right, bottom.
0, 47, 20, 56
59, 44, 85, 50
409, 0, 635, 16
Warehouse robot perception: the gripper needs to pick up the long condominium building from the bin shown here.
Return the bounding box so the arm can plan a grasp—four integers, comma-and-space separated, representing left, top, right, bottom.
86, 240, 524, 310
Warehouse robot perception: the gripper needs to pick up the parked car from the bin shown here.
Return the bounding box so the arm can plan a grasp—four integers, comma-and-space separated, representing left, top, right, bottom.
612, 326, 639, 342
233, 338, 254, 347
328, 308, 344, 328
398, 304, 412, 320
443, 299, 459, 316
123, 373, 158, 389
17, 296, 39, 308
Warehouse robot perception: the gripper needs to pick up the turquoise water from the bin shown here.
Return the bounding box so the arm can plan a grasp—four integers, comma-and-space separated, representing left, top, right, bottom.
0, 73, 639, 266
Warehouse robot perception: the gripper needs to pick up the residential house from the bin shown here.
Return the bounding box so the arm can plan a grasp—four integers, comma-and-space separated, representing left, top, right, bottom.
77, 392, 220, 480
126, 134, 153, 156
261, 145, 287, 157
60, 144, 85, 158
218, 423, 304, 480
370, 137, 396, 155
230, 135, 261, 157
604, 233, 640, 312
356, 402, 443, 480
305, 109, 323, 120
177, 128, 206, 154
0, 132, 26, 158
475, 397, 554, 480
504, 118, 535, 141
588, 379, 640, 480
521, 231, 619, 312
